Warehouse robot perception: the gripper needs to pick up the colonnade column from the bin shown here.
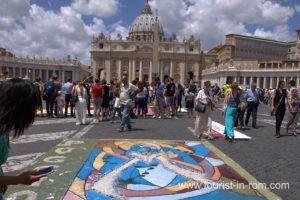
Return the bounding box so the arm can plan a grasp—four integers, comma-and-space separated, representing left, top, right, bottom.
139, 60, 143, 81
149, 60, 153, 84
128, 60, 132, 82
117, 59, 122, 79
160, 60, 163, 80
250, 77, 253, 84
194, 62, 199, 82
132, 59, 136, 80
179, 62, 185, 85
263, 77, 266, 89
170, 61, 174, 78
105, 59, 111, 82
270, 77, 273, 89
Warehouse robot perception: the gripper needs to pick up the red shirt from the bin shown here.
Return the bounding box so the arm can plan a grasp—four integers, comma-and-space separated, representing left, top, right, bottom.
91, 83, 103, 99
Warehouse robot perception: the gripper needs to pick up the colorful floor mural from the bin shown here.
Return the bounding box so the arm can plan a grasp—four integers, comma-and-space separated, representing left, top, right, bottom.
5, 139, 278, 200
63, 140, 264, 200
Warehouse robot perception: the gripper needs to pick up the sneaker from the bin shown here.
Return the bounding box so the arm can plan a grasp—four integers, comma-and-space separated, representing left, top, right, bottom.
276, 134, 281, 138
292, 132, 297, 136
118, 128, 124, 132
76, 122, 81, 126
152, 116, 157, 119
158, 116, 162, 119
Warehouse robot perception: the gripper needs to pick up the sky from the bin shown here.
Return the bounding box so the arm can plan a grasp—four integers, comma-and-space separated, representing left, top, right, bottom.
0, 0, 300, 65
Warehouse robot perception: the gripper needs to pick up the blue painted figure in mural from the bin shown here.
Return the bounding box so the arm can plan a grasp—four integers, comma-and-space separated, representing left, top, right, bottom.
69, 141, 265, 200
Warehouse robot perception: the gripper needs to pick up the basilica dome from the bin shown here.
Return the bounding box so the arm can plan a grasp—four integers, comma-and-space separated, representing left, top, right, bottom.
128, 2, 164, 41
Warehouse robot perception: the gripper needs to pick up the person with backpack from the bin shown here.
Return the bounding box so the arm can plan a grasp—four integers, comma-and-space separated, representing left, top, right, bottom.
44, 78, 56, 118
164, 77, 176, 118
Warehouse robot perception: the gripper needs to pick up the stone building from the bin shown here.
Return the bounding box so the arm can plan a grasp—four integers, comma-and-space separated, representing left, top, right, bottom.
202, 31, 300, 89
0, 48, 90, 83
91, 2, 203, 85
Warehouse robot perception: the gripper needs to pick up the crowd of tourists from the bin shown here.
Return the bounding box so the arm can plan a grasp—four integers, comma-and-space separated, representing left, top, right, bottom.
0, 74, 299, 197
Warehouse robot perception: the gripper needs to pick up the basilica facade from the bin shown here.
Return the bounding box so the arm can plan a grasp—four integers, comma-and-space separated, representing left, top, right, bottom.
91, 2, 203, 85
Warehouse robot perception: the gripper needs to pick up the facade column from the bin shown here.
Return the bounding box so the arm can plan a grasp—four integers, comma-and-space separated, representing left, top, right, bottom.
132, 59, 136, 80
62, 70, 65, 83
194, 62, 199, 83
179, 62, 185, 85
170, 61, 174, 78
39, 69, 42, 80
105, 59, 111, 82
149, 60, 153, 84
46, 70, 49, 81
139, 60, 143, 81
118, 59, 122, 79
270, 77, 273, 89
250, 77, 253, 85
92, 57, 96, 82
243, 76, 246, 86
160, 60, 163, 80
263, 77, 266, 89
128, 59, 132, 82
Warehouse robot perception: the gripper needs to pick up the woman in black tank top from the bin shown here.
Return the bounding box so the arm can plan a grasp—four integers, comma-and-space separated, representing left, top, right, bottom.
271, 80, 287, 138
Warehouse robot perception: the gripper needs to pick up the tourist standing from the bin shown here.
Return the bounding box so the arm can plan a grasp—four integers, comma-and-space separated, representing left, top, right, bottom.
222, 82, 240, 143
286, 87, 300, 136
44, 78, 56, 118
84, 83, 93, 117
164, 77, 176, 118
90, 79, 103, 122
136, 81, 147, 118
235, 87, 247, 129
271, 80, 287, 138
0, 79, 48, 198
119, 75, 140, 132
177, 83, 184, 112
63, 79, 74, 117
101, 80, 110, 121
244, 83, 259, 128
72, 82, 88, 125
185, 85, 195, 118
193, 81, 214, 140
52, 76, 61, 117
110, 82, 122, 123
153, 77, 165, 118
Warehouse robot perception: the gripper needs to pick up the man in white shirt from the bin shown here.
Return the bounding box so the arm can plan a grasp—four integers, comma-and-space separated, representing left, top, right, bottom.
63, 79, 74, 117
119, 75, 140, 132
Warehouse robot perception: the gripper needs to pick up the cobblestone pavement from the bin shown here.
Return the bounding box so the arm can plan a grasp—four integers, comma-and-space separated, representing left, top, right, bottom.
4, 104, 299, 200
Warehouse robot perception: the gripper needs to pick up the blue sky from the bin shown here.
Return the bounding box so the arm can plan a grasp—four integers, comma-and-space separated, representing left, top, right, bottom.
0, 0, 299, 64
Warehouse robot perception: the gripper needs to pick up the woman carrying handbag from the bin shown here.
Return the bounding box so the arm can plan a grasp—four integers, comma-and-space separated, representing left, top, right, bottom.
271, 80, 287, 138
193, 81, 215, 140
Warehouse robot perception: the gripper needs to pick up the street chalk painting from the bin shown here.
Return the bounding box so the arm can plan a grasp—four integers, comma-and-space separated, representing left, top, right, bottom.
191, 119, 251, 140
64, 140, 264, 199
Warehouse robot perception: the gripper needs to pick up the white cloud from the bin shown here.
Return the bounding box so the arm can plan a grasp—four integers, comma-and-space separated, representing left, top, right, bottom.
0, 2, 127, 65
254, 24, 293, 41
0, 0, 30, 28
71, 0, 119, 18
295, 5, 300, 12
150, 0, 295, 50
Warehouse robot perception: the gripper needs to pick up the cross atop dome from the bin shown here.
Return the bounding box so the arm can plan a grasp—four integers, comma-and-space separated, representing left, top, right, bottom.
142, 0, 152, 14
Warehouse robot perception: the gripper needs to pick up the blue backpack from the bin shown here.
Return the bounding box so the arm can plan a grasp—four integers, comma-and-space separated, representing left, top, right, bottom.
45, 82, 55, 96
